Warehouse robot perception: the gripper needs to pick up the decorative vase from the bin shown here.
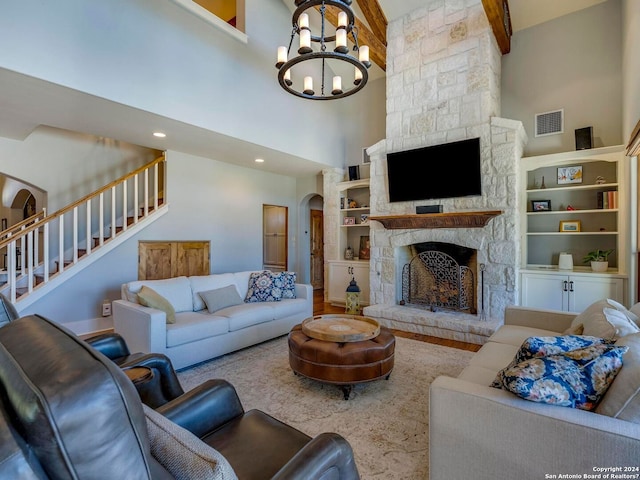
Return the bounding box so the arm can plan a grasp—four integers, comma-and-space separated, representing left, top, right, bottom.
344, 246, 354, 260
590, 261, 608, 273
558, 253, 573, 270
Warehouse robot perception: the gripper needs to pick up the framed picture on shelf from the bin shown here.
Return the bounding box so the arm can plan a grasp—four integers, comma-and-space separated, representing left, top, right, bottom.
559, 220, 581, 232
359, 236, 370, 260
531, 200, 551, 212
343, 216, 356, 226
557, 166, 583, 185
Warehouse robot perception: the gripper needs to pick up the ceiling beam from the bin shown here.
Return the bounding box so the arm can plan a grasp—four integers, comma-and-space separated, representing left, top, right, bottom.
355, 0, 387, 46
481, 0, 512, 54
317, 5, 387, 71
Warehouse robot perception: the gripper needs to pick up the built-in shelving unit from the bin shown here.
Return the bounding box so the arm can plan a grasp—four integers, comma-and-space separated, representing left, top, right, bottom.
518, 145, 631, 310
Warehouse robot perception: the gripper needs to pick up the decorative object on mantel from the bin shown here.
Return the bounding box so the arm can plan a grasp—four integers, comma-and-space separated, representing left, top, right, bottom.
369, 211, 502, 230
275, 0, 371, 100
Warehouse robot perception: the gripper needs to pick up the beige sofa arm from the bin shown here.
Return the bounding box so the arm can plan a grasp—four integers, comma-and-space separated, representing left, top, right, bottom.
504, 305, 576, 333
430, 376, 640, 480
112, 300, 167, 355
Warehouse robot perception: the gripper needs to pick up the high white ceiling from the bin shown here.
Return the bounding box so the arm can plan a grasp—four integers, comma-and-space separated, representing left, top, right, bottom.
0, 1, 607, 178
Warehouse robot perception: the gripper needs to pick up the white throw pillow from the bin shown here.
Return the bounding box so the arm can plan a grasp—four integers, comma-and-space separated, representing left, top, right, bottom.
571, 299, 640, 340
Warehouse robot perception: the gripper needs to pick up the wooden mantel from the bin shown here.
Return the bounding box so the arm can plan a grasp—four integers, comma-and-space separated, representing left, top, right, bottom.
369, 211, 502, 230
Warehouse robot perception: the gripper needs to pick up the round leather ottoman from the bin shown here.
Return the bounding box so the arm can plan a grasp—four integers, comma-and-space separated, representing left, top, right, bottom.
288, 324, 395, 399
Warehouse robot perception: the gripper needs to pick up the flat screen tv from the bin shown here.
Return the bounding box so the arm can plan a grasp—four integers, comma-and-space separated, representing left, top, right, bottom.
386, 137, 481, 203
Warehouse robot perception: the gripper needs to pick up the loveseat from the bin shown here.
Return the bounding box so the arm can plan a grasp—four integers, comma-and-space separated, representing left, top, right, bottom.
430, 302, 640, 480
113, 271, 313, 369
0, 314, 360, 479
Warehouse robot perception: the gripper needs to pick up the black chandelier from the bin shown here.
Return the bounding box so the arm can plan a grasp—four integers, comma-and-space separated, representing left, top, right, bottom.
276, 0, 371, 100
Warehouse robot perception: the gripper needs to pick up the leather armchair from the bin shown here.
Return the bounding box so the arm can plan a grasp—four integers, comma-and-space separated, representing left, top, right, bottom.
158, 379, 360, 480
0, 315, 360, 480
85, 332, 185, 407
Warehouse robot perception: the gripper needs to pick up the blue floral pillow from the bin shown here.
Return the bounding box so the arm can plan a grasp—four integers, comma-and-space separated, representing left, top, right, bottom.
273, 272, 297, 299
495, 343, 628, 411
244, 271, 282, 303
490, 335, 613, 389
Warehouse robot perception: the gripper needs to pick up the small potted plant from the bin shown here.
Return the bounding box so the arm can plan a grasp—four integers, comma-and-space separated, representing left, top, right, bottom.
583, 249, 614, 272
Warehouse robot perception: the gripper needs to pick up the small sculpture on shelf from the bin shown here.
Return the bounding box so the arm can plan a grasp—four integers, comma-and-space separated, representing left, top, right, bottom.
595, 175, 606, 185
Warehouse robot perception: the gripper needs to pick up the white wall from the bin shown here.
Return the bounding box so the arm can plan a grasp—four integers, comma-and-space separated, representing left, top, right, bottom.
622, 0, 640, 140
21, 149, 302, 324
501, 0, 622, 156
0, 0, 353, 167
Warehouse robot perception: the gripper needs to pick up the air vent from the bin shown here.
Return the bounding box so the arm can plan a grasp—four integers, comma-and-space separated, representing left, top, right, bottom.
535, 109, 564, 137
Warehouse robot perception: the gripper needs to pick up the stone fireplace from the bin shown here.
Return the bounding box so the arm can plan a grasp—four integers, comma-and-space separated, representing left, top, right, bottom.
360, 0, 527, 344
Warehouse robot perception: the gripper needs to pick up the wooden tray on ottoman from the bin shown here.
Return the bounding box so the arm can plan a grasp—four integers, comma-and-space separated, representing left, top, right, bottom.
301, 314, 380, 342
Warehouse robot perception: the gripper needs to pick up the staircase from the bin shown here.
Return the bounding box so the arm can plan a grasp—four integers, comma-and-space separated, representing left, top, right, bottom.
0, 156, 168, 309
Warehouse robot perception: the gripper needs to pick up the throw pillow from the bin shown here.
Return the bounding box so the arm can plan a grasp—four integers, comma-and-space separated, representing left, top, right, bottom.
272, 271, 297, 299
244, 271, 282, 303
595, 332, 640, 422
199, 285, 243, 313
570, 299, 640, 340
490, 335, 611, 388
143, 404, 237, 480
496, 343, 628, 411
138, 286, 177, 324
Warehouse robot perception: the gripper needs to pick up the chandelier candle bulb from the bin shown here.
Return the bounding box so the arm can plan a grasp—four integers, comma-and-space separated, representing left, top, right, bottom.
276, 46, 287, 68
338, 11, 348, 28
283, 69, 292, 86
335, 28, 348, 53
298, 13, 309, 30
359, 46, 370, 67
332, 76, 343, 95
303, 76, 314, 95
298, 29, 312, 54
354, 67, 362, 85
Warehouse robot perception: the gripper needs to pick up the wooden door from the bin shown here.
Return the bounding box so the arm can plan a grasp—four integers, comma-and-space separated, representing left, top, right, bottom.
138, 241, 210, 280
263, 205, 287, 272
310, 209, 324, 290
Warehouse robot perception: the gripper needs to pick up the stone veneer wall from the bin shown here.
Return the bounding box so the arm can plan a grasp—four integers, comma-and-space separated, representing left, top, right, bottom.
366, 0, 528, 323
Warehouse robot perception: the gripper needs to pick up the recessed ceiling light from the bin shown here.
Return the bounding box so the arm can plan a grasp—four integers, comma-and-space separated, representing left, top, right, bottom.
255, 158, 265, 163
153, 132, 166, 138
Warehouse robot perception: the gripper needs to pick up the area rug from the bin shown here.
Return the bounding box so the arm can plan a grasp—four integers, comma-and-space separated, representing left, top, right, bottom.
177, 336, 474, 480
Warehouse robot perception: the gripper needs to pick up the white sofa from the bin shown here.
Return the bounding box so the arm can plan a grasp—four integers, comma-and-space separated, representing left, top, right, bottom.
430, 305, 640, 480
113, 271, 313, 369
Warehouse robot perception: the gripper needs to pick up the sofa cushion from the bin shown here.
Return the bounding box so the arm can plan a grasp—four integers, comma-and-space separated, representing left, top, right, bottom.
487, 325, 561, 348
495, 343, 628, 411
232, 271, 254, 299
125, 276, 194, 313
570, 299, 640, 339
245, 271, 282, 303
596, 333, 640, 422
468, 342, 519, 374
189, 274, 237, 312
143, 404, 237, 480
138, 286, 177, 324
270, 298, 308, 319
214, 303, 275, 332
199, 286, 244, 314
166, 312, 230, 348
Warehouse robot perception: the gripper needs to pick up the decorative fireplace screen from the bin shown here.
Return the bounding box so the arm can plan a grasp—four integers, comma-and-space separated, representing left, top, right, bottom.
402, 250, 475, 313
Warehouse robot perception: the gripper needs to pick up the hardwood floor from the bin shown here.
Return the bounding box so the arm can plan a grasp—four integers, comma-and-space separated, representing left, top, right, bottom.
313, 289, 481, 352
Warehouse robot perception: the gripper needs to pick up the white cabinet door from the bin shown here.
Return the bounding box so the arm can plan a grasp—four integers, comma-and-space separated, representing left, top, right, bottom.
521, 272, 625, 312
521, 273, 566, 311
328, 262, 370, 306
568, 276, 624, 312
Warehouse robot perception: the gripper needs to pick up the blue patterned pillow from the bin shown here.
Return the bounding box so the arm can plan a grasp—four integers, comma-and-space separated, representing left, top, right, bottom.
273, 272, 297, 299
244, 271, 282, 303
490, 335, 613, 389
495, 343, 628, 410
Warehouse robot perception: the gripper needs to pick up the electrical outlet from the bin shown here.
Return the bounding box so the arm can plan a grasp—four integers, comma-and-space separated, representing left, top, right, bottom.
102, 300, 112, 317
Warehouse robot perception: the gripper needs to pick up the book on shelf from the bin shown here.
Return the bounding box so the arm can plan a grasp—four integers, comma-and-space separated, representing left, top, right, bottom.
596, 191, 618, 209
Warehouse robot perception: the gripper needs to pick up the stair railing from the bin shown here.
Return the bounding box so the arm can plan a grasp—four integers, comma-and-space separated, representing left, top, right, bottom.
0, 155, 166, 302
